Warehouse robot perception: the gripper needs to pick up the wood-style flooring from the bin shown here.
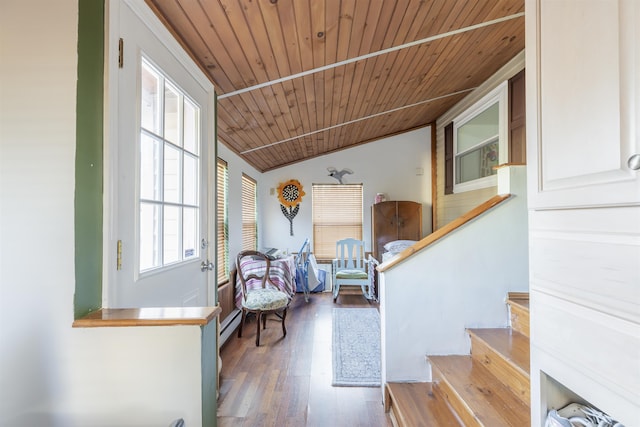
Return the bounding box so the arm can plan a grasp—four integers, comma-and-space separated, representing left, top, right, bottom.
217, 292, 392, 426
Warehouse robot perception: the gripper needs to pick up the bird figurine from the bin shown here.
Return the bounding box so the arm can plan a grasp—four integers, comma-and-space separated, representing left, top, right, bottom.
327, 167, 353, 184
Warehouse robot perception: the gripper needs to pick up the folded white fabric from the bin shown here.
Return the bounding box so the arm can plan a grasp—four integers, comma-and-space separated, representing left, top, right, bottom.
306, 254, 321, 289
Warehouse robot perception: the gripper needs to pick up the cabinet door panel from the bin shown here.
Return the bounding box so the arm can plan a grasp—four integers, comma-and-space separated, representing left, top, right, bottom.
372, 201, 399, 261
528, 0, 639, 208
397, 202, 422, 241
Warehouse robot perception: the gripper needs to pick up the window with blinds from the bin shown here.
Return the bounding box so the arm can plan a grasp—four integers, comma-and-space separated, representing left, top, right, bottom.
241, 173, 257, 251
312, 184, 363, 259
216, 158, 228, 284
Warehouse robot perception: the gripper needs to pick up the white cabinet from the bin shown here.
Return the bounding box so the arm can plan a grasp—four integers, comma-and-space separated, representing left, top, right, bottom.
526, 0, 640, 425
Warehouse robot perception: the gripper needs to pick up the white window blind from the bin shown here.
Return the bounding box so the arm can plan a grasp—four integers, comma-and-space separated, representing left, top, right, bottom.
241, 173, 257, 251
312, 184, 363, 259
216, 158, 228, 283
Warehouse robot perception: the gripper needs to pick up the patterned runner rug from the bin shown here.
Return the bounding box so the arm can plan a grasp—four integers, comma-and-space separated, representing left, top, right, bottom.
332, 308, 381, 387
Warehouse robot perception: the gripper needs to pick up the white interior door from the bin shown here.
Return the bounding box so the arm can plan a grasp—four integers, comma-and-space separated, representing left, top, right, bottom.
109, 0, 214, 308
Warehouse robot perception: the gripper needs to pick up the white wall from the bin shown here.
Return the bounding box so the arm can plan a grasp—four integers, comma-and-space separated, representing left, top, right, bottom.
261, 127, 433, 255
380, 166, 529, 383
0, 0, 79, 420
0, 2, 210, 424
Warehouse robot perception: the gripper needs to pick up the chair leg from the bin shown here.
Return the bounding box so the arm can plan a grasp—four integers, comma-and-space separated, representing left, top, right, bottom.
281, 308, 287, 337
333, 283, 339, 302
262, 312, 267, 330
255, 311, 262, 346
256, 311, 262, 347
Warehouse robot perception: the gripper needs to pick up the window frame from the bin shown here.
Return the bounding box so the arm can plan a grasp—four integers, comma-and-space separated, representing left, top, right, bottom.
452, 82, 508, 194
137, 57, 202, 275
312, 184, 363, 260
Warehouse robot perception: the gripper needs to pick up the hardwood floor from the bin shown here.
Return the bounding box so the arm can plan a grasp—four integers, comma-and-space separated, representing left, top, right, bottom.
217, 292, 392, 426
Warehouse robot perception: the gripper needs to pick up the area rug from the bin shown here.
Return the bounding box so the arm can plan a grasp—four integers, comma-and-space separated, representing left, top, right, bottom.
332, 308, 381, 387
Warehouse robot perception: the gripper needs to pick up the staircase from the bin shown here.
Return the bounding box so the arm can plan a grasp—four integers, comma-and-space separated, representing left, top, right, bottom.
385, 293, 530, 427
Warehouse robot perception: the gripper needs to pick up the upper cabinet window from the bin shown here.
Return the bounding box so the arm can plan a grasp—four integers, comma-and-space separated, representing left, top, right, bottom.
453, 82, 507, 193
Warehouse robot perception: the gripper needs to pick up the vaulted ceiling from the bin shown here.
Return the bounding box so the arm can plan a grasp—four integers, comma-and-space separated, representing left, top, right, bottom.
146, 0, 525, 172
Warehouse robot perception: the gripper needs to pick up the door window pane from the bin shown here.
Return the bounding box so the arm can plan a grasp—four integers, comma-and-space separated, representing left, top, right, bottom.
184, 99, 199, 155
183, 153, 198, 206
140, 133, 162, 201
141, 64, 161, 135
163, 205, 180, 264
140, 202, 161, 271
164, 83, 181, 145
163, 144, 181, 204
183, 207, 198, 260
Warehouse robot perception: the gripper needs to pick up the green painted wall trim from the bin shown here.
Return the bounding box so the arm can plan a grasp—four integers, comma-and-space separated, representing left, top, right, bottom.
201, 322, 218, 426
74, 0, 105, 318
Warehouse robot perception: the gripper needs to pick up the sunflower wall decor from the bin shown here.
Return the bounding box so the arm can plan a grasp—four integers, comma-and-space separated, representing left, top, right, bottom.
277, 179, 305, 236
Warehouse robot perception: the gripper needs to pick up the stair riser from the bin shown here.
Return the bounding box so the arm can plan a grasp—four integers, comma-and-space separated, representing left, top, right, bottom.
509, 303, 530, 338
432, 364, 483, 427
470, 335, 530, 405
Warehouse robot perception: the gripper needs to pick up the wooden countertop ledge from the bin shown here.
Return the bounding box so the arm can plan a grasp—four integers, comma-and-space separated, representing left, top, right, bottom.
73, 305, 221, 328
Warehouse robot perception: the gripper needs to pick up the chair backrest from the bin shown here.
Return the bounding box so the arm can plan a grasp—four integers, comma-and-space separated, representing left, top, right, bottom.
335, 238, 366, 271
236, 250, 271, 301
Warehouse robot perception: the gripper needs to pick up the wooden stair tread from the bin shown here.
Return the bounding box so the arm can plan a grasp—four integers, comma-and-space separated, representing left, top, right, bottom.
468, 328, 530, 375
386, 382, 463, 427
430, 355, 530, 427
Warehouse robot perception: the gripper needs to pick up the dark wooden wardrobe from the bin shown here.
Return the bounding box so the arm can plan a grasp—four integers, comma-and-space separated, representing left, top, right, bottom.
371, 200, 422, 262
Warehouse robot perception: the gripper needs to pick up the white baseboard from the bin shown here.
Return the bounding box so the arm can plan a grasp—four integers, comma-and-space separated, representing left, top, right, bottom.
219, 309, 241, 346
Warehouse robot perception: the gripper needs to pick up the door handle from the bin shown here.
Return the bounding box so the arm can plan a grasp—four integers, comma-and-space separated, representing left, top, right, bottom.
628, 154, 640, 170
200, 260, 214, 272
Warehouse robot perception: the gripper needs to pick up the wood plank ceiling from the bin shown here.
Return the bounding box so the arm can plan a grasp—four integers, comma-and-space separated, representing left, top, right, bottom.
146, 0, 525, 172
